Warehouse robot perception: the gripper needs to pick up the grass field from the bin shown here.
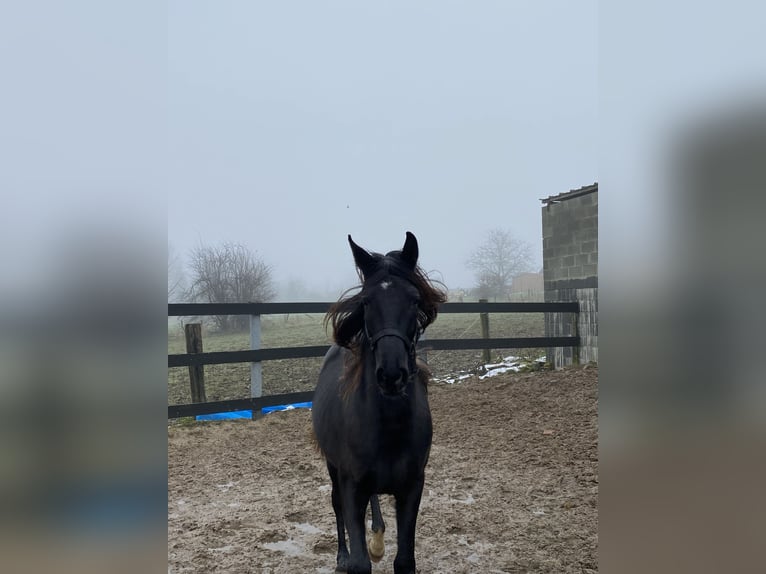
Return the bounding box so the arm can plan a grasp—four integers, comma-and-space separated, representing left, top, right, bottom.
168, 310, 546, 405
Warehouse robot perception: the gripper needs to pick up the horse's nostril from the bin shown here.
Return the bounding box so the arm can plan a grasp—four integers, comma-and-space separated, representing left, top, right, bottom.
376, 367, 407, 393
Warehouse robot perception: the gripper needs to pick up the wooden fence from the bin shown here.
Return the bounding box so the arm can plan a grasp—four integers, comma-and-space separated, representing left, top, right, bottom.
167, 301, 579, 418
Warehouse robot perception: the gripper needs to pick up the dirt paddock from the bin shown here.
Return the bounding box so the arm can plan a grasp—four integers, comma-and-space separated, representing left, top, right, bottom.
168, 366, 598, 573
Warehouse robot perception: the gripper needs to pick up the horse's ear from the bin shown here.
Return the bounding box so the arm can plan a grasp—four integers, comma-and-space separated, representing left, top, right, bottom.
348, 235, 376, 278
401, 231, 419, 269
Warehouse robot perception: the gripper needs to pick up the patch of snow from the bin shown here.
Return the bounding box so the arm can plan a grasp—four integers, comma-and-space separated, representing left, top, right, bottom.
532, 508, 546, 516
433, 354, 544, 384
484, 356, 519, 369
452, 493, 475, 505
294, 522, 323, 534
215, 481, 237, 491
263, 539, 304, 557
318, 484, 332, 493
479, 365, 520, 379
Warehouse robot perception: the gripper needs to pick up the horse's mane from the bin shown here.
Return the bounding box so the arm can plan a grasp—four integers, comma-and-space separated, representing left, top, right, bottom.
324, 250, 447, 391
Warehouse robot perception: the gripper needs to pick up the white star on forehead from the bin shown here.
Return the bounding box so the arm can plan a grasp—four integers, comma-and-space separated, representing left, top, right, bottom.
380, 280, 392, 290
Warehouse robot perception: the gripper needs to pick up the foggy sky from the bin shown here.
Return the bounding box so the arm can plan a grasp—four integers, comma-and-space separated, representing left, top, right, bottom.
4, 2, 766, 571
168, 1, 598, 296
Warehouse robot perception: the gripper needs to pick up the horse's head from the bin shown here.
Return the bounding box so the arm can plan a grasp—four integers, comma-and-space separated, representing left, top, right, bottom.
327, 231, 446, 396
349, 232, 421, 396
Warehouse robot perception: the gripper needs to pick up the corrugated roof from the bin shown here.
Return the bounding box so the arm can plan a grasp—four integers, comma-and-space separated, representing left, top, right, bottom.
540, 182, 598, 205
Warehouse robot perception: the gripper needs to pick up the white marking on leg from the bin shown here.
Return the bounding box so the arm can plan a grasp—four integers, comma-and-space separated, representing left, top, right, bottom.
368, 529, 385, 562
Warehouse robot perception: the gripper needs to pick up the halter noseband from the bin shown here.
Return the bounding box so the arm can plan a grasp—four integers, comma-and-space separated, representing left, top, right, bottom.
365, 325, 420, 378
367, 327, 416, 350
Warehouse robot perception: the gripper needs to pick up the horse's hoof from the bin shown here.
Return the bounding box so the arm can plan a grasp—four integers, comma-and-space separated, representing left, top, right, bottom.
335, 555, 349, 572
368, 529, 385, 562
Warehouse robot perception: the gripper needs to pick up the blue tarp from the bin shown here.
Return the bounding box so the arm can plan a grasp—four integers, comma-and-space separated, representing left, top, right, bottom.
195, 410, 252, 421
195, 402, 312, 421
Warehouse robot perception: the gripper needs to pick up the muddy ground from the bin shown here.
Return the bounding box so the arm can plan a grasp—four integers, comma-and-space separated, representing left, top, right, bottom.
168, 366, 598, 573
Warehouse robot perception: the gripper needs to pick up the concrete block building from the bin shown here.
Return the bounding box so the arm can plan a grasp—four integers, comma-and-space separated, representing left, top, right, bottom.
541, 183, 598, 367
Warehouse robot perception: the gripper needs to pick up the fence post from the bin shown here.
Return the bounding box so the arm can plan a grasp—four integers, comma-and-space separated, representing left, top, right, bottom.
479, 298, 491, 364
184, 323, 207, 403
570, 309, 580, 365
250, 313, 263, 419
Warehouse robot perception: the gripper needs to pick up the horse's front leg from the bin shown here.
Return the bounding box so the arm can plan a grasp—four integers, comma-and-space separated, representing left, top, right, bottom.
339, 475, 372, 574
393, 474, 425, 574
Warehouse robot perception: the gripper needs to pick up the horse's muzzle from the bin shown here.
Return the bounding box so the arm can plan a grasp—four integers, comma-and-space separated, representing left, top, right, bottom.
376, 367, 409, 396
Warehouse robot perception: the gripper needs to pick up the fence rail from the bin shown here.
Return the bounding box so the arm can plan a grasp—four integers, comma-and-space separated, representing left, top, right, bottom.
167, 301, 579, 418
169, 301, 577, 317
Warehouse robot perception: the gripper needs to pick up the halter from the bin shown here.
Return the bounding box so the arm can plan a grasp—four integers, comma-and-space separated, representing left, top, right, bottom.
359, 272, 422, 374
364, 324, 420, 375
367, 327, 416, 350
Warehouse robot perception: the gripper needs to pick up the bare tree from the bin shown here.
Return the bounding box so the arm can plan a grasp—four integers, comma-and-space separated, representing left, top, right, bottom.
187, 242, 275, 331
168, 241, 187, 302
466, 228, 534, 301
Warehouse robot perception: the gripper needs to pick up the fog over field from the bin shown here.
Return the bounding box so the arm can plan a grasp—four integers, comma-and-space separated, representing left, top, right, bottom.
167, 2, 598, 295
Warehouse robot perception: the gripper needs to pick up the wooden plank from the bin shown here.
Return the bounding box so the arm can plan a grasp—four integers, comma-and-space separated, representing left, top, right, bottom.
168, 345, 331, 368
169, 301, 579, 317
184, 323, 206, 403
168, 338, 580, 368
168, 390, 315, 419
250, 314, 262, 398
479, 298, 491, 363
570, 311, 580, 365
440, 301, 579, 313
417, 337, 579, 351
169, 302, 332, 316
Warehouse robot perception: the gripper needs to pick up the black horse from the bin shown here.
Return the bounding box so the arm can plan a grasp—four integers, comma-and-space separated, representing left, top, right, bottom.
312, 232, 447, 574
